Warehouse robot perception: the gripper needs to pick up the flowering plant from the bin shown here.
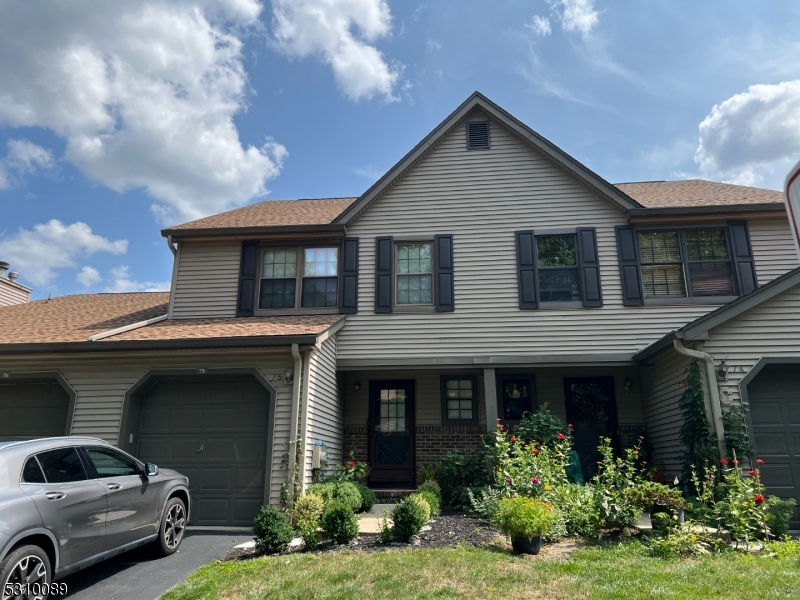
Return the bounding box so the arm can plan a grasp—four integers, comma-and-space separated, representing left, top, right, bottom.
494, 496, 559, 540
335, 450, 370, 483
592, 437, 649, 529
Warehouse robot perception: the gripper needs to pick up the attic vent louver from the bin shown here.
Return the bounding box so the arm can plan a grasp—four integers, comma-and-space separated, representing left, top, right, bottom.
466, 121, 490, 150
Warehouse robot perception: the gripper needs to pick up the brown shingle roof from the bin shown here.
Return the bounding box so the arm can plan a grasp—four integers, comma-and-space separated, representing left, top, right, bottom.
615, 179, 783, 209
166, 197, 357, 232
102, 314, 344, 342
0, 293, 169, 344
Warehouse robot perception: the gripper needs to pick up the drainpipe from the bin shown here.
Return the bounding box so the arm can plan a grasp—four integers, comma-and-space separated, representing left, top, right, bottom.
287, 343, 303, 502
673, 339, 726, 457
298, 349, 313, 493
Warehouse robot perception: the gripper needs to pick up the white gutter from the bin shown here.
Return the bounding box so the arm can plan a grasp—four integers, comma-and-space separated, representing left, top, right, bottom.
673, 339, 726, 457
286, 343, 304, 502
88, 314, 168, 342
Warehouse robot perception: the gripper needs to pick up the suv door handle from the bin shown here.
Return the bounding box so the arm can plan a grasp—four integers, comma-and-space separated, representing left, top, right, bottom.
45, 492, 65, 500
107, 483, 122, 490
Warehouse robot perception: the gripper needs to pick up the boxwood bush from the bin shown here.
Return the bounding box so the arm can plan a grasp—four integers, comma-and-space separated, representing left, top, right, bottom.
392, 496, 429, 542
253, 506, 294, 554
308, 482, 363, 513
321, 500, 359, 545
355, 483, 377, 512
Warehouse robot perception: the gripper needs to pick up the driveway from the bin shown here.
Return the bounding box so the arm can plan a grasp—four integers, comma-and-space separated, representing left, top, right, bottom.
61, 527, 252, 600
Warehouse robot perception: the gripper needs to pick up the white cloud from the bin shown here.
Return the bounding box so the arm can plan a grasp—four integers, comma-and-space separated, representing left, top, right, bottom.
0, 220, 128, 286
0, 139, 55, 189
548, 0, 599, 37
0, 1, 286, 223
527, 15, 552, 37
76, 266, 102, 287
270, 0, 402, 101
426, 40, 442, 52
695, 80, 800, 188
104, 266, 170, 293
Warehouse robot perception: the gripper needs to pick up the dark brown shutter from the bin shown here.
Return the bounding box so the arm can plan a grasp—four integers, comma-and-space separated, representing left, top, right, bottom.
516, 230, 538, 309
434, 234, 454, 312
236, 240, 259, 317
615, 225, 644, 306
375, 236, 393, 313
339, 237, 359, 314
577, 227, 603, 307
728, 220, 758, 295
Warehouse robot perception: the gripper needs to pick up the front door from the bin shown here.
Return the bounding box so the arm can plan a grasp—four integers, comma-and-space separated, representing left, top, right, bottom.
563, 376, 620, 481
369, 380, 415, 485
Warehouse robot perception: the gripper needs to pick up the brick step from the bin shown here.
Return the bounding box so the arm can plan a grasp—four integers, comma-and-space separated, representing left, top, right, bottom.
371, 488, 417, 499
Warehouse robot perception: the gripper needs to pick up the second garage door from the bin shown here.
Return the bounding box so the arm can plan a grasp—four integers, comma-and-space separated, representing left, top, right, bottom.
133, 377, 271, 526
748, 364, 800, 530
0, 380, 71, 440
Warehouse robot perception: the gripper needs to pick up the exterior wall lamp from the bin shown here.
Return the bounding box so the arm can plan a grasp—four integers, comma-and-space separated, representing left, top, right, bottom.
283, 368, 294, 385
716, 360, 729, 381
623, 378, 632, 393
354, 381, 362, 396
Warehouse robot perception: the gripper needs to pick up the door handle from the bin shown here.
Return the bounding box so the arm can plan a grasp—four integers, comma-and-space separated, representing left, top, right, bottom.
45, 492, 65, 500
196, 445, 204, 453
107, 483, 122, 490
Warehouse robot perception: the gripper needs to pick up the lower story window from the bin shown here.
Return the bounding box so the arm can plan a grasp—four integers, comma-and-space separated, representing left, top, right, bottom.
441, 375, 478, 424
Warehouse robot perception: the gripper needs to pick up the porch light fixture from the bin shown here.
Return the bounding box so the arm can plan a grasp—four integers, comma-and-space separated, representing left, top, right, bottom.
623, 378, 631, 393
716, 360, 729, 381
354, 381, 361, 396
283, 368, 294, 385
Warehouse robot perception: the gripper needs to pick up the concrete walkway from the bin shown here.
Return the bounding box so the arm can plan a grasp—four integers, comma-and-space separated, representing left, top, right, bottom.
358, 504, 396, 535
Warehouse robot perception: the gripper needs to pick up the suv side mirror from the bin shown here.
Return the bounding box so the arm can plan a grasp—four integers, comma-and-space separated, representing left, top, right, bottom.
145, 463, 158, 477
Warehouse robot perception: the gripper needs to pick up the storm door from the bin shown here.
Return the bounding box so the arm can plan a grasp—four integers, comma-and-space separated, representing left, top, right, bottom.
368, 380, 415, 485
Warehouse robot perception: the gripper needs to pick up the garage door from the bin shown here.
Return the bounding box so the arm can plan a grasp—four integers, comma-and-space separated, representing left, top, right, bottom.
748, 364, 800, 530
0, 380, 70, 440
133, 377, 271, 526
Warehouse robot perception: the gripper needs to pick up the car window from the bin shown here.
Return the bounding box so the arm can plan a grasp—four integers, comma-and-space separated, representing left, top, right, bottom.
85, 447, 140, 478
21, 456, 46, 483
37, 448, 88, 483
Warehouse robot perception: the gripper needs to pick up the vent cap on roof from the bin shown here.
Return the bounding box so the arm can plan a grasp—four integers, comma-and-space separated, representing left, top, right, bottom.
466, 121, 490, 150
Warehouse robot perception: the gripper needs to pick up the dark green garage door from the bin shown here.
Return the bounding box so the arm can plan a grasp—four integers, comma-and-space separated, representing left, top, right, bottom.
748, 365, 800, 530
0, 380, 70, 440
133, 377, 271, 526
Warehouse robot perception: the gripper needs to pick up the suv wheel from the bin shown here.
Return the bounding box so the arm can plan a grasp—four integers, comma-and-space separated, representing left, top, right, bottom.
154, 497, 186, 557
0, 544, 51, 600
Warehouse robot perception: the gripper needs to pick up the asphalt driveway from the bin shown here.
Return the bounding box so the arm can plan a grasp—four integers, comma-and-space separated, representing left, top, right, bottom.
60, 527, 252, 600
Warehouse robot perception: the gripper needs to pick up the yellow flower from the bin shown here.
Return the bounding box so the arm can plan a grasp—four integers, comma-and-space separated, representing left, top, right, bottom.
544, 485, 553, 491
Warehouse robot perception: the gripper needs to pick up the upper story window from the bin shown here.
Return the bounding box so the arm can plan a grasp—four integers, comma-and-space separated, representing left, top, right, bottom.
637, 228, 734, 299
396, 242, 433, 305
259, 246, 339, 310
537, 235, 580, 302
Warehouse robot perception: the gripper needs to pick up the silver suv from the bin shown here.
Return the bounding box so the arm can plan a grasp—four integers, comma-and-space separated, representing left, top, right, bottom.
0, 437, 190, 594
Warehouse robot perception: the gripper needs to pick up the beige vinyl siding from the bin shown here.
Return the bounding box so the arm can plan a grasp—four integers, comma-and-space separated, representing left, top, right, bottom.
0, 280, 31, 306
303, 335, 342, 483
338, 114, 727, 362
749, 218, 799, 285
171, 241, 241, 318
0, 348, 294, 504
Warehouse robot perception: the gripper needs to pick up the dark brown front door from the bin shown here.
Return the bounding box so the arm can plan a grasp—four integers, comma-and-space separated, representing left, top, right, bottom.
564, 376, 619, 481
369, 380, 415, 485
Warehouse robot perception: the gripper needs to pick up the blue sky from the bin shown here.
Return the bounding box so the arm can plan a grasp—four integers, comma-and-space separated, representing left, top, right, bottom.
1, 0, 798, 299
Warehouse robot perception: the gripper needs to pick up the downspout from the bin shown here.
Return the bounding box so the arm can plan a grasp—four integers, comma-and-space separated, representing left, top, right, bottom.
673, 339, 726, 457
298, 349, 313, 493
287, 343, 303, 503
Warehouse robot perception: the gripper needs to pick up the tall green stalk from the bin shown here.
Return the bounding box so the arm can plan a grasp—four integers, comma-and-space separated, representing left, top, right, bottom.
678, 359, 719, 487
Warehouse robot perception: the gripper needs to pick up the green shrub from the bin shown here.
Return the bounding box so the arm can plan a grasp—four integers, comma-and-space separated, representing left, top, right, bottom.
765, 497, 797, 538
592, 437, 648, 529
417, 479, 441, 501
417, 490, 440, 516
321, 500, 359, 545
493, 496, 559, 541
307, 482, 336, 504
628, 481, 688, 512
650, 512, 679, 537
307, 481, 363, 513
354, 483, 377, 512
468, 486, 502, 522
392, 497, 428, 542
292, 493, 325, 551
378, 509, 394, 544
518, 404, 568, 447
407, 493, 432, 522
417, 463, 437, 484
547, 482, 599, 540
646, 526, 723, 558
253, 506, 294, 554
437, 450, 490, 510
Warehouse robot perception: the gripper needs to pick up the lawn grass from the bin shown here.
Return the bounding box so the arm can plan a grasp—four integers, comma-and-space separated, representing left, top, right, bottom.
161, 542, 800, 600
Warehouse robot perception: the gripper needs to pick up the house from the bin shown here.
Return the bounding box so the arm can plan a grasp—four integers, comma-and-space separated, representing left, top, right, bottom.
0, 261, 31, 306
1, 92, 798, 529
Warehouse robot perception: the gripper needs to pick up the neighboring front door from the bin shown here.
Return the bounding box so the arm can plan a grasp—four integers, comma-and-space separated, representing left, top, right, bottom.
369, 380, 415, 485
563, 377, 620, 481
498, 376, 534, 422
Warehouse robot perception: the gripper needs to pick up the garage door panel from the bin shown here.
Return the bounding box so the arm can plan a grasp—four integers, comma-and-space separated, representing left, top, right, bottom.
200, 468, 231, 490
139, 407, 170, 431
137, 437, 167, 459
204, 438, 236, 460
205, 409, 236, 430
173, 408, 204, 431
233, 499, 263, 522
788, 403, 800, 425
760, 464, 795, 489
172, 437, 204, 458
754, 432, 789, 455
750, 402, 783, 425
196, 498, 230, 524
237, 437, 267, 460
237, 467, 264, 490
236, 407, 270, 431
0, 381, 70, 440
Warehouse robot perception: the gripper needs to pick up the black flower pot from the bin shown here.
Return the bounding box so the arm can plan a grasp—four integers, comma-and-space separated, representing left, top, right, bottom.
511, 535, 542, 555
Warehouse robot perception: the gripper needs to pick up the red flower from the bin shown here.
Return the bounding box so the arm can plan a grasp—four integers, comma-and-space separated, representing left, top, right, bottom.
733, 459, 740, 466
510, 436, 517, 443
557, 432, 565, 440
756, 459, 764, 465
532, 449, 540, 455
748, 470, 758, 476
497, 424, 504, 431
720, 459, 728, 465
348, 460, 356, 467
754, 494, 765, 505
567, 423, 574, 429
633, 450, 639, 456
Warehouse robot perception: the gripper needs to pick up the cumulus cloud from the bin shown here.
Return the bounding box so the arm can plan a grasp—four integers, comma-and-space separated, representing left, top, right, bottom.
270, 0, 402, 101
76, 266, 102, 287
0, 1, 286, 223
0, 139, 55, 189
104, 266, 170, 293
547, 0, 599, 37
695, 80, 800, 188
527, 15, 552, 37
0, 220, 128, 286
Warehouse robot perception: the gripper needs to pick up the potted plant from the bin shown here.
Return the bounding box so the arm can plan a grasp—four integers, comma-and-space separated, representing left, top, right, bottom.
494, 496, 557, 555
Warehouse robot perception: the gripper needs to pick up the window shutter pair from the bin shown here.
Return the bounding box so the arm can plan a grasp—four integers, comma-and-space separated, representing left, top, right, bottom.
515, 229, 603, 309
236, 238, 361, 316
374, 235, 455, 313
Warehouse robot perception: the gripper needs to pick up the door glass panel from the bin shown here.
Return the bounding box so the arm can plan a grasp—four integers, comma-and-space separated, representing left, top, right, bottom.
379, 388, 406, 432
37, 448, 87, 483
85, 447, 139, 478
501, 379, 533, 421
22, 457, 46, 483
